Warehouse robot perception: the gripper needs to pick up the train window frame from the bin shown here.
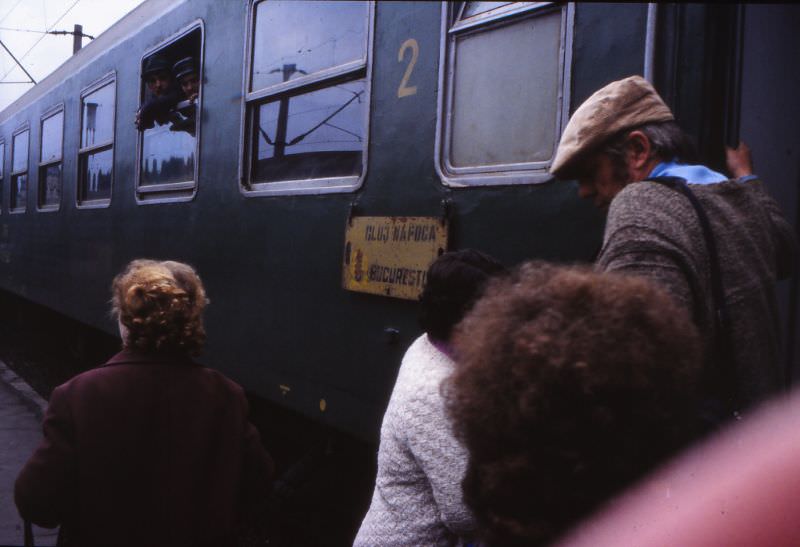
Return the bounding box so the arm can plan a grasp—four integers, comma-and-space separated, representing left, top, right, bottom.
135, 20, 204, 205
434, 1, 574, 187
239, 0, 374, 197
0, 139, 5, 214
37, 103, 65, 212
10, 123, 30, 214
76, 72, 116, 209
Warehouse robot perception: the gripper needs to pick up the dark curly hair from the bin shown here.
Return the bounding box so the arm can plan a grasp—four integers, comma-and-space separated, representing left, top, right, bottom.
418, 249, 506, 342
445, 262, 704, 546
111, 259, 208, 356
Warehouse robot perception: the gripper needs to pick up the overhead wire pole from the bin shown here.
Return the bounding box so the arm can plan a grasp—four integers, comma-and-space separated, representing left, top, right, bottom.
0, 39, 35, 83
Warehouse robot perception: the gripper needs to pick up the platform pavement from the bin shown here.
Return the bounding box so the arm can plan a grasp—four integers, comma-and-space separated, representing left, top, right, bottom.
0, 359, 57, 547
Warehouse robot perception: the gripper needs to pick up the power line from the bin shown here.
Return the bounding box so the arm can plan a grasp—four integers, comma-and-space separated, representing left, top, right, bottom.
0, 0, 80, 83
0, 0, 25, 27
0, 27, 48, 34
0, 26, 93, 39
0, 39, 35, 83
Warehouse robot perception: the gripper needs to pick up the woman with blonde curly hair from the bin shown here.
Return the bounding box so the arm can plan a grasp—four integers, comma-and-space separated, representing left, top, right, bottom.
16, 259, 274, 547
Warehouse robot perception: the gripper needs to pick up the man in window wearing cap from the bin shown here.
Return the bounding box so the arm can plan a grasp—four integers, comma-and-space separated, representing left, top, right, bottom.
550, 75, 797, 421
169, 56, 200, 136
135, 54, 182, 131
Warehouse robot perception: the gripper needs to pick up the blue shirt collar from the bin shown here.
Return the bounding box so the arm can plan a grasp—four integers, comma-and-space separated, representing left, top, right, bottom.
649, 160, 728, 184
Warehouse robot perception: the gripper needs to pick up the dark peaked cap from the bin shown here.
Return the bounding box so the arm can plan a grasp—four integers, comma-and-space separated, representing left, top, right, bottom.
142, 54, 172, 78
173, 57, 197, 80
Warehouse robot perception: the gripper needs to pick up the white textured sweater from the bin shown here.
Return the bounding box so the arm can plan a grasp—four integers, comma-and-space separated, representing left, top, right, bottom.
354, 335, 476, 546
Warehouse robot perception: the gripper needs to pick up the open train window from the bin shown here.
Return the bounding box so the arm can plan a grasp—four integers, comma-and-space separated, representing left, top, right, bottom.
435, 1, 573, 186
77, 73, 116, 208
38, 105, 64, 211
242, 0, 373, 196
10, 125, 29, 213
136, 24, 202, 204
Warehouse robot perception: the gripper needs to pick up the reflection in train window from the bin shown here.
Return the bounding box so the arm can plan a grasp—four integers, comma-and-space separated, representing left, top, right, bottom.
10, 127, 29, 212
243, 0, 372, 195
0, 140, 4, 214
38, 106, 64, 210
78, 75, 115, 206
137, 25, 202, 202
436, 2, 572, 186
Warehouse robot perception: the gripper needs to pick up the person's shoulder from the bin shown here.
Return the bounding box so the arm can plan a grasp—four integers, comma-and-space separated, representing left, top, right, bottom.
400, 335, 453, 375
392, 335, 453, 400
609, 180, 689, 219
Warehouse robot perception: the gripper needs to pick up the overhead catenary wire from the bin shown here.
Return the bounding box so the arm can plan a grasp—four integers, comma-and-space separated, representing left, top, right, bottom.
0, 26, 95, 39
0, 0, 25, 26
0, 0, 81, 83
0, 39, 35, 83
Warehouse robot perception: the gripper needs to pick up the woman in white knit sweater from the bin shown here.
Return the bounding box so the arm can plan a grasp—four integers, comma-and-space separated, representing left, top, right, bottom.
354, 250, 505, 547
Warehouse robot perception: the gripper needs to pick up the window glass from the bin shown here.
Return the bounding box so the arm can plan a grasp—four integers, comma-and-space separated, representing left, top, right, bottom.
141, 126, 195, 186
251, 1, 367, 92
463, 1, 512, 18
245, 0, 370, 193
12, 130, 28, 173
11, 174, 26, 210
79, 77, 115, 205
437, 2, 570, 185
41, 110, 63, 163
39, 164, 61, 207
251, 81, 365, 183
81, 83, 115, 148
11, 130, 28, 211
82, 148, 113, 201
450, 11, 561, 167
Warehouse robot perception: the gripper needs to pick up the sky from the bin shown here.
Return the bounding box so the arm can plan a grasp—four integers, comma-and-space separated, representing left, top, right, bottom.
0, 0, 145, 111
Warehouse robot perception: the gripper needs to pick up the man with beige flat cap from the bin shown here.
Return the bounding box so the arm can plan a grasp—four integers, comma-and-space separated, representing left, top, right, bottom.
551, 75, 797, 423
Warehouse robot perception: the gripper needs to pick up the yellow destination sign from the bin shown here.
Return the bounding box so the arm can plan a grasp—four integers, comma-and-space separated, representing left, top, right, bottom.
343, 216, 448, 300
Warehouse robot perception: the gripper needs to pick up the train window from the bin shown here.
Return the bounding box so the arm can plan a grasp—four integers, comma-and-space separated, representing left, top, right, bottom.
0, 140, 4, 214
78, 74, 116, 207
10, 126, 29, 213
136, 25, 202, 203
435, 2, 573, 186
38, 106, 64, 211
242, 0, 373, 195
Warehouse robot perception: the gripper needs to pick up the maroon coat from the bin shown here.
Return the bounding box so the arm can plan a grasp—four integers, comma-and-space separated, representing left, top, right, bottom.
15, 350, 274, 547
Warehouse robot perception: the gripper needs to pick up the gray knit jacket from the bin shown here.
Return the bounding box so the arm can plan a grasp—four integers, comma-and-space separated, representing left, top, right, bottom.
354, 335, 476, 546
597, 178, 797, 409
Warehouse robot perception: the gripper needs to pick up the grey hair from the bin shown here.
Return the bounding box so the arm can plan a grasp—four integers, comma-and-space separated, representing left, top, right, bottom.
601, 121, 698, 181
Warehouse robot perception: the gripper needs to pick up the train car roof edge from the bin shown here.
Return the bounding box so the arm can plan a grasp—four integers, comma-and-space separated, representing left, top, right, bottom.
0, 0, 184, 124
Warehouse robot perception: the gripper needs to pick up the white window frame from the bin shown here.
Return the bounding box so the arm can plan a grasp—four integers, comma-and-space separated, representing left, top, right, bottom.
435, 1, 574, 187
240, 0, 374, 197
37, 103, 65, 212
77, 72, 116, 209
135, 20, 204, 205
10, 124, 30, 214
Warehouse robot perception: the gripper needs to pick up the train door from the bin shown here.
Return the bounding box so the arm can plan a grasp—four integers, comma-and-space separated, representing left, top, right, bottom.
736, 5, 800, 382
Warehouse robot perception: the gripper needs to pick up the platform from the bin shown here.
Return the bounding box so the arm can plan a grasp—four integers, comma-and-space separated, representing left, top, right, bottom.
0, 359, 57, 547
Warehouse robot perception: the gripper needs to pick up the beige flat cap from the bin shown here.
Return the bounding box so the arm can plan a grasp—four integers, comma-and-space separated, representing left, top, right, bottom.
550, 75, 674, 179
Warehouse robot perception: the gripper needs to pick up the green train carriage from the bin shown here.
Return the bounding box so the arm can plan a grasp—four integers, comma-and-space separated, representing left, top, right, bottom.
0, 1, 797, 442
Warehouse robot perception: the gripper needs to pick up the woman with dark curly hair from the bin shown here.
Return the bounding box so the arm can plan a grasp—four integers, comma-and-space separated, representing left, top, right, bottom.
355, 250, 506, 546
16, 259, 274, 547
445, 262, 706, 546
